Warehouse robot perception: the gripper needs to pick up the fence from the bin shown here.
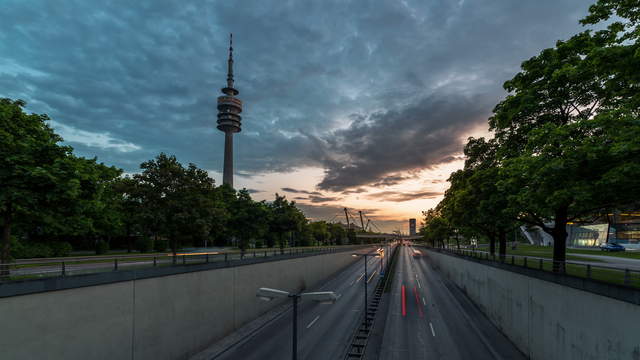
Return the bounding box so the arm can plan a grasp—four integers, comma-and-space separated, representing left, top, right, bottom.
440, 247, 640, 289
1, 246, 352, 282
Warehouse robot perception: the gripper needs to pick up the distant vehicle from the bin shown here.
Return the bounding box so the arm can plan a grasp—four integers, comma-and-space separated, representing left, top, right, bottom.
412, 250, 422, 258
599, 243, 625, 252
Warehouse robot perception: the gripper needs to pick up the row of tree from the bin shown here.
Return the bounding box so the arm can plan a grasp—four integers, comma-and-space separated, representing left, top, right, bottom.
0, 98, 361, 271
420, 0, 640, 272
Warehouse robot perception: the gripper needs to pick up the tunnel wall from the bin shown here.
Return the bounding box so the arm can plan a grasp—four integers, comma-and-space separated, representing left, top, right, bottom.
0, 251, 358, 360
425, 250, 640, 360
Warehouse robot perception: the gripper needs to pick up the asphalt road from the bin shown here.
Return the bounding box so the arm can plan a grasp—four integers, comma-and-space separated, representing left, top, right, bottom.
216, 249, 385, 360
378, 245, 525, 360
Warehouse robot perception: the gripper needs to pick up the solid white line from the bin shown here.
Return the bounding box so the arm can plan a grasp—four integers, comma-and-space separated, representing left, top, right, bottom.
422, 297, 426, 305
306, 315, 320, 329
429, 322, 436, 337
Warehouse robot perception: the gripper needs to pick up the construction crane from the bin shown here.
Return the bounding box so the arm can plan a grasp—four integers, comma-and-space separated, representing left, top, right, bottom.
344, 208, 350, 229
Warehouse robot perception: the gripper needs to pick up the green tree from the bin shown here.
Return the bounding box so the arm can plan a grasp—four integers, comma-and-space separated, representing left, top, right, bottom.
419, 209, 449, 248
1, 99, 77, 273
268, 194, 306, 251
439, 138, 516, 259
229, 189, 269, 252
134, 153, 219, 258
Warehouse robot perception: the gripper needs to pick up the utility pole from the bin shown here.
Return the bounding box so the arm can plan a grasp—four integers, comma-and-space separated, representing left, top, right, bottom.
344, 208, 350, 229
359, 211, 365, 232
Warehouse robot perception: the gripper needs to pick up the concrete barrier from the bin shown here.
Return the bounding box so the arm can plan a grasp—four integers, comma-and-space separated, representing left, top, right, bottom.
0, 251, 358, 360
425, 250, 640, 360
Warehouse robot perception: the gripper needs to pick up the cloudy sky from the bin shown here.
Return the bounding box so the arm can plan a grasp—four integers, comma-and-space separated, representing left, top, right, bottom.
1, 0, 594, 232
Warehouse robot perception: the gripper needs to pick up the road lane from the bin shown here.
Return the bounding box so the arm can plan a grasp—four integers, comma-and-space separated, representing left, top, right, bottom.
379, 245, 524, 360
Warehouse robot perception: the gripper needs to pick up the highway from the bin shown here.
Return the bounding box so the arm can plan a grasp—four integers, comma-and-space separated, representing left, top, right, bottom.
215, 248, 385, 360
377, 245, 524, 360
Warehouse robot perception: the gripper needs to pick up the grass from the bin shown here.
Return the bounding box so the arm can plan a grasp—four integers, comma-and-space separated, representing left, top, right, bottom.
499, 244, 640, 261
463, 249, 640, 289
478, 244, 603, 263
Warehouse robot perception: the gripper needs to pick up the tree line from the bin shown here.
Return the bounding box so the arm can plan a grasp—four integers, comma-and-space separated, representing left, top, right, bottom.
420, 0, 640, 272
0, 98, 360, 269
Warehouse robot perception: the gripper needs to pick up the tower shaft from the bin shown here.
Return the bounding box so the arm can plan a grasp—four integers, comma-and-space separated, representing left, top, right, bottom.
223, 131, 234, 187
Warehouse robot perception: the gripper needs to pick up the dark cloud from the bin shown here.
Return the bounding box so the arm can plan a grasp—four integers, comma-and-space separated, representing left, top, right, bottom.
341, 188, 367, 195
245, 188, 263, 194
0, 0, 593, 190
281, 187, 322, 196
308, 195, 341, 203
366, 190, 442, 202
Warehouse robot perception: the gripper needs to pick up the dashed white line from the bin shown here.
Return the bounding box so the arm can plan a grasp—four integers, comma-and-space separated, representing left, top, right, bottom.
306, 315, 320, 329
417, 279, 421, 289
422, 297, 426, 305
367, 270, 378, 283
429, 322, 436, 337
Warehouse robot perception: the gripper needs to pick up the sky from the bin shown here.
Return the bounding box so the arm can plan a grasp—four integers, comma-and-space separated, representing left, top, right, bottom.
0, 0, 595, 232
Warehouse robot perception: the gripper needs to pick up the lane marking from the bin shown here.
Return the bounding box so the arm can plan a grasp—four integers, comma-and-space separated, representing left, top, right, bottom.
306, 315, 320, 329
417, 278, 421, 289
401, 285, 406, 317
413, 287, 424, 318
429, 322, 436, 337
422, 297, 426, 306
367, 270, 377, 283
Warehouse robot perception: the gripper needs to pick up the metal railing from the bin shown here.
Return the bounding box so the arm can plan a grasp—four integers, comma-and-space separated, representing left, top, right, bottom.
434, 247, 640, 289
0, 245, 369, 282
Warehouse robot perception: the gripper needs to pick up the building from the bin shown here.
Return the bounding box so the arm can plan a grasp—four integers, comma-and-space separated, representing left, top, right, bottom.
217, 34, 243, 187
409, 218, 416, 236
519, 212, 640, 249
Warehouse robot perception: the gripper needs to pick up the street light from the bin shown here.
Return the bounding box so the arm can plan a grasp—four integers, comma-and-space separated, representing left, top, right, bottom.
352, 251, 380, 328
256, 287, 337, 360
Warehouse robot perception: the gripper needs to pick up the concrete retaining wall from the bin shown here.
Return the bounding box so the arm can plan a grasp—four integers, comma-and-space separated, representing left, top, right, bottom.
0, 251, 357, 360
426, 250, 640, 360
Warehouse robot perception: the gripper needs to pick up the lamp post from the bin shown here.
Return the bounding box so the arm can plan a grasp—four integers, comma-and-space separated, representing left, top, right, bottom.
256, 287, 337, 360
352, 251, 380, 327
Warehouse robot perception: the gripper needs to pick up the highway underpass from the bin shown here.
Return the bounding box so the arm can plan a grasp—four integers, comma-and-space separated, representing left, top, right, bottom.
201, 244, 525, 360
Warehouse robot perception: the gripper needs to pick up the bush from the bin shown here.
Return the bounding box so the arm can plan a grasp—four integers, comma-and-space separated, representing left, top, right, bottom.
254, 240, 264, 248
154, 239, 168, 252
50, 242, 73, 257
10, 240, 53, 259
95, 240, 110, 255
135, 237, 153, 253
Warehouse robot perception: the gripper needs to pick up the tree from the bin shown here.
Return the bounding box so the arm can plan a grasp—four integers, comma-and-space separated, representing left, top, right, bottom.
229, 189, 269, 252
133, 153, 221, 258
419, 209, 449, 248
308, 221, 330, 246
0, 99, 78, 274
268, 194, 306, 251
439, 138, 517, 259
328, 223, 346, 245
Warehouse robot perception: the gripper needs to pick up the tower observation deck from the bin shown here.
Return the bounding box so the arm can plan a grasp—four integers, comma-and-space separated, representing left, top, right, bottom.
217, 34, 242, 187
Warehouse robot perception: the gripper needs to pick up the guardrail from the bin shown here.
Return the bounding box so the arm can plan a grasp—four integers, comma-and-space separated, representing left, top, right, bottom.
430, 247, 640, 289
0, 246, 368, 282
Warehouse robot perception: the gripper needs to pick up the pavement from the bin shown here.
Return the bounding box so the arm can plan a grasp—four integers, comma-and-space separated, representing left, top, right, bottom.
376, 245, 524, 360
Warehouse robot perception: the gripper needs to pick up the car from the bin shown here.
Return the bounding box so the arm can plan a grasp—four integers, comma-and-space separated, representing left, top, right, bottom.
599, 243, 625, 252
